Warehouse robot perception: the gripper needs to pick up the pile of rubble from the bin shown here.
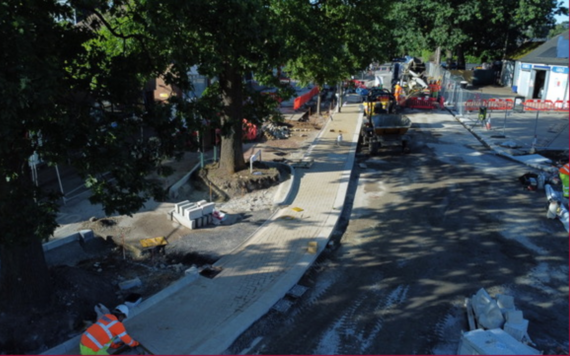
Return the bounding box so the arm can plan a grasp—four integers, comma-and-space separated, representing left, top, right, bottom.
459, 288, 541, 355
262, 122, 290, 140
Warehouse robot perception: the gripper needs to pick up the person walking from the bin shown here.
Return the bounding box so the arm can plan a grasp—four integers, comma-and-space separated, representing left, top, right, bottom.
80, 304, 140, 355
336, 132, 343, 146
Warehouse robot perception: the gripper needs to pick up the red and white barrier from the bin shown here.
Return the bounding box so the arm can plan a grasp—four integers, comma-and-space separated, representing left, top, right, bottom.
464, 98, 569, 112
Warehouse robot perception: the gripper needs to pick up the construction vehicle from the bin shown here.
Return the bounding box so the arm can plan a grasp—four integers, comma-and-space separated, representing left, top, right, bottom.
360, 94, 412, 154
360, 87, 398, 115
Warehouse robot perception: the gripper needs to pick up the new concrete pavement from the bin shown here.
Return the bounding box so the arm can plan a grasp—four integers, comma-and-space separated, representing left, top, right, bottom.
43, 91, 568, 355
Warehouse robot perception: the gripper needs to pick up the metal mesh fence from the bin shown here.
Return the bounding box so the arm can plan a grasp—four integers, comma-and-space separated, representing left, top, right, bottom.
425, 62, 516, 118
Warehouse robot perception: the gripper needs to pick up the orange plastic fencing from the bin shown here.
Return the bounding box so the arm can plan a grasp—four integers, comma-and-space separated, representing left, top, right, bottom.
487, 98, 514, 111
464, 99, 487, 111
554, 100, 570, 111
293, 87, 320, 110
465, 98, 569, 112
523, 99, 570, 111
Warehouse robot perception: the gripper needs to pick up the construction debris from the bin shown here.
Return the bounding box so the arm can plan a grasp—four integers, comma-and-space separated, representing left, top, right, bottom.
262, 122, 290, 140
459, 288, 541, 355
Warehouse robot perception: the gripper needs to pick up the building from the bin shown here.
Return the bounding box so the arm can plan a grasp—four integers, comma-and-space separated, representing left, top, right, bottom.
512, 31, 569, 101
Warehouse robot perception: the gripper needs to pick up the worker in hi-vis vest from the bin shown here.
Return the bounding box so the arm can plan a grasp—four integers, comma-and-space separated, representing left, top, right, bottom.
393, 82, 403, 103
80, 305, 139, 355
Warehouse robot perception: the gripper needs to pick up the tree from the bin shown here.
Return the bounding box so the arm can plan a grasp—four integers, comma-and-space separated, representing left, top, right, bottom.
0, 0, 185, 311
389, 0, 567, 66
274, 0, 393, 114
548, 22, 569, 38
138, 0, 291, 176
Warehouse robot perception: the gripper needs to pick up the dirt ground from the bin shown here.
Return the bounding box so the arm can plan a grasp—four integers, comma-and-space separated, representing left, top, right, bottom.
0, 111, 330, 355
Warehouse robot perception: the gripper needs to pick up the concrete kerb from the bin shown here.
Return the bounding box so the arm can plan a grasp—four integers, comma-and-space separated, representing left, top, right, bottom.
43, 101, 359, 355
263, 161, 297, 206
192, 102, 362, 355
43, 232, 80, 253
333, 110, 364, 211
168, 158, 216, 200
449, 108, 559, 174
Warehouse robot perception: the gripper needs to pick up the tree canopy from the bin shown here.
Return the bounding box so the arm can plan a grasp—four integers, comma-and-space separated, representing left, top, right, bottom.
1, 0, 565, 316
389, 0, 568, 65
0, 0, 185, 310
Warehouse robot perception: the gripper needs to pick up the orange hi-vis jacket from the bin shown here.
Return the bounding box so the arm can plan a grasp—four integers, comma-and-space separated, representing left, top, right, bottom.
80, 314, 136, 352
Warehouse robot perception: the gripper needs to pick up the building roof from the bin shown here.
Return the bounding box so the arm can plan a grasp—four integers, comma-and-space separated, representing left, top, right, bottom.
518, 31, 569, 66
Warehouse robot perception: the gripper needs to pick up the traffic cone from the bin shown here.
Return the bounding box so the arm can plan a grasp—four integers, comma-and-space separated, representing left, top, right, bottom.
486, 118, 492, 130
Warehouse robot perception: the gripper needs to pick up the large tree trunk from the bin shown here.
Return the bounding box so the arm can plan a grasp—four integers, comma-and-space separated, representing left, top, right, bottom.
218, 65, 247, 175
457, 45, 466, 70
316, 87, 322, 116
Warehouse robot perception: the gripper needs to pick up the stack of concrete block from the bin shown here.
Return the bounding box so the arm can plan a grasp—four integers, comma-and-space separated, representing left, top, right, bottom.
172, 200, 216, 230
469, 288, 532, 344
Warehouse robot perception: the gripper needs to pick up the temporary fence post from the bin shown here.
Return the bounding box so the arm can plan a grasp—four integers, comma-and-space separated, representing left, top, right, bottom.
502, 109, 508, 136
531, 110, 540, 153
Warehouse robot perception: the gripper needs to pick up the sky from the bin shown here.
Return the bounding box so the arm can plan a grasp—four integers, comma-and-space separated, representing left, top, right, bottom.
555, 0, 570, 23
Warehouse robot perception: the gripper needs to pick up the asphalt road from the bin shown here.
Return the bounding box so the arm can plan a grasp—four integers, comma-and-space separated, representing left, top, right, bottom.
226, 110, 569, 355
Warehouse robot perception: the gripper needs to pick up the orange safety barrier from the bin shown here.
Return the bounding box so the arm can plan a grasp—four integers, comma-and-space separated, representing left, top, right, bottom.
405, 96, 438, 110
523, 99, 554, 111
487, 98, 514, 111
262, 91, 283, 104
465, 98, 570, 112
464, 99, 487, 111
293, 87, 320, 110
554, 100, 570, 111
523, 99, 570, 111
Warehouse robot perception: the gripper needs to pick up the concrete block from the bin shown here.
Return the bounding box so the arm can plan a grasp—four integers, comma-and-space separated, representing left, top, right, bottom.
505, 310, 524, 323
184, 206, 203, 220
171, 211, 194, 230
458, 329, 540, 355
43, 233, 80, 253
497, 294, 515, 310
504, 319, 529, 342
200, 202, 215, 215
119, 277, 142, 290
177, 202, 195, 215
196, 200, 207, 206
175, 200, 190, 214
